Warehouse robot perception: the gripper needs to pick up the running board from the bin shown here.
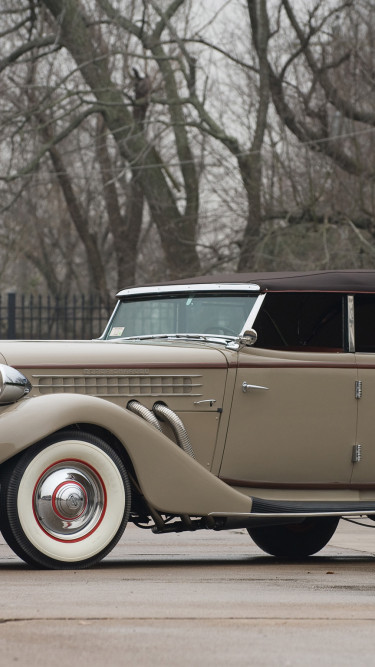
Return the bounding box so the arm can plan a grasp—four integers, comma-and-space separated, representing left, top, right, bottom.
251, 497, 375, 515
151, 499, 375, 535
209, 497, 375, 524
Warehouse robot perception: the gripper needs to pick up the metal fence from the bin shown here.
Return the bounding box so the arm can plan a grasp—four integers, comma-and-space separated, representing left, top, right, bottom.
0, 293, 114, 340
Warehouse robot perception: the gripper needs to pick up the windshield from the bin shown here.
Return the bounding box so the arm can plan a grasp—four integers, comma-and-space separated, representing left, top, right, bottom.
103, 292, 258, 340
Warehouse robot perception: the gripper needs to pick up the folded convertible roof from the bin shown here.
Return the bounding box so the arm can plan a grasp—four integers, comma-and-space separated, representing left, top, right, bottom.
133, 270, 375, 293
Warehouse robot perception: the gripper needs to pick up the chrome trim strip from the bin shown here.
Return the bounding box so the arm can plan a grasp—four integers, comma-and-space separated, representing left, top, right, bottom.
209, 511, 375, 518
116, 283, 261, 297
347, 294, 355, 352
220, 476, 374, 490
36, 391, 203, 398
112, 333, 237, 344
32, 373, 203, 379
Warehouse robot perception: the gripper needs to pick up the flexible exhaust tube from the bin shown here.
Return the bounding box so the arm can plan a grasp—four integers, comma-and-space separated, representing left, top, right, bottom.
153, 403, 195, 459
127, 400, 162, 431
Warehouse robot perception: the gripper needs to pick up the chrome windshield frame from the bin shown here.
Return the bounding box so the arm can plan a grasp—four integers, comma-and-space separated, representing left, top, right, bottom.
347, 294, 355, 353
238, 293, 266, 336
116, 283, 260, 298
100, 285, 263, 341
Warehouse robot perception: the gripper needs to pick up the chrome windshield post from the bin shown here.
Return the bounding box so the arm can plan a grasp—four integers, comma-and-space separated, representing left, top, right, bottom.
347, 295, 355, 352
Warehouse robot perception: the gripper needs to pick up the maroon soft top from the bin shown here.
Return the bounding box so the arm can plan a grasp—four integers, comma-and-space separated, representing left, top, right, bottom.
135, 270, 375, 293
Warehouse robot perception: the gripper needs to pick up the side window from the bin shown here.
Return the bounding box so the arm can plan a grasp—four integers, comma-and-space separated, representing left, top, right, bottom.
253, 293, 344, 351
354, 294, 375, 352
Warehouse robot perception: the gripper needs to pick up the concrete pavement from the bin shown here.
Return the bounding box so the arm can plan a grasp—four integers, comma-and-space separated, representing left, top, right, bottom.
0, 520, 374, 666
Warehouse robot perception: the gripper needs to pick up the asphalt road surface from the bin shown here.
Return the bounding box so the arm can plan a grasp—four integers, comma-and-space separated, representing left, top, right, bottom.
0, 520, 375, 666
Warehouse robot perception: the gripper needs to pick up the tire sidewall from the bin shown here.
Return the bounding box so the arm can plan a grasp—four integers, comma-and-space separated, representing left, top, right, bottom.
248, 517, 339, 558
7, 433, 129, 566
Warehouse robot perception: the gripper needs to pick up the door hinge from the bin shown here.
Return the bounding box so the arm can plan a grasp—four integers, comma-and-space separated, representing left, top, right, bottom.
352, 444, 362, 463
355, 380, 363, 399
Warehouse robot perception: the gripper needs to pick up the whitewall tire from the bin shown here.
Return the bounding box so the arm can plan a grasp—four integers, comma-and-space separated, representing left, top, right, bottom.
0, 430, 131, 569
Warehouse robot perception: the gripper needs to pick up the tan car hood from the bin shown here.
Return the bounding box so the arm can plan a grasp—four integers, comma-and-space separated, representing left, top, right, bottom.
0, 339, 230, 369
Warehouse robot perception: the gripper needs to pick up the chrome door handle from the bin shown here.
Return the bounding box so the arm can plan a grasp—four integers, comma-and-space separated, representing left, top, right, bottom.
193, 399, 217, 406
242, 382, 269, 393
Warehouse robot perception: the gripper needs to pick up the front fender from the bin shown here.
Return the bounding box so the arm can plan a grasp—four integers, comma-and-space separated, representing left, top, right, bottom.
0, 394, 252, 516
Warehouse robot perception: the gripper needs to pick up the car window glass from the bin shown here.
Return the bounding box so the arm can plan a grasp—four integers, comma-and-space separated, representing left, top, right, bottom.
354, 294, 375, 352
105, 293, 258, 338
253, 293, 344, 351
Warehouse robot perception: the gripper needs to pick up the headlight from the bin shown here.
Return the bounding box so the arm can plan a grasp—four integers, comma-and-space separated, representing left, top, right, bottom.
0, 365, 32, 405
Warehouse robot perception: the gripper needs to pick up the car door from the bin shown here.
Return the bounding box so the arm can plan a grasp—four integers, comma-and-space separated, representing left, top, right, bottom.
351, 293, 375, 485
220, 292, 357, 488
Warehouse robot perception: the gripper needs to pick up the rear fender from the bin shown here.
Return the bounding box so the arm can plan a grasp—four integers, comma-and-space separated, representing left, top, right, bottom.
0, 394, 252, 516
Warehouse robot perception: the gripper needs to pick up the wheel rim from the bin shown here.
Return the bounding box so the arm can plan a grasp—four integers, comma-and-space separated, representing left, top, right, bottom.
33, 458, 107, 542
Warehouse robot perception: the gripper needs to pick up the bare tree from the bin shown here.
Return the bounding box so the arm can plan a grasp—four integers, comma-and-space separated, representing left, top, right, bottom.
261, 0, 375, 248
1, 0, 375, 298
0, 0, 203, 298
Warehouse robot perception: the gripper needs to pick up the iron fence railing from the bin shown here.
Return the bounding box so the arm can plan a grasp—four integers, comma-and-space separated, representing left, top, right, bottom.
0, 293, 114, 340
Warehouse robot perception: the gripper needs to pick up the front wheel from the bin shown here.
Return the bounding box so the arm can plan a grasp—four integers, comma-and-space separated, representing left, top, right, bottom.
0, 430, 131, 569
247, 516, 339, 558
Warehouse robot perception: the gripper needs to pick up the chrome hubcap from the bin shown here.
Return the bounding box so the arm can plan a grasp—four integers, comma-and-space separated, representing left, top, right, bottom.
52, 481, 87, 520
33, 461, 106, 541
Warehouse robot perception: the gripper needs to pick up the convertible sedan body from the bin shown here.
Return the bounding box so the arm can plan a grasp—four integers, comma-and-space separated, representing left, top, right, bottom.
1, 270, 375, 568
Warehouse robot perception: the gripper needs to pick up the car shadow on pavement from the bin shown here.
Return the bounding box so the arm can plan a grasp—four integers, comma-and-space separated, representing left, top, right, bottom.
96, 552, 375, 570
0, 553, 374, 571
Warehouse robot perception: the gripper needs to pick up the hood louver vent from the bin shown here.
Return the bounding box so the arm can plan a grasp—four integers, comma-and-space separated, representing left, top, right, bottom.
33, 373, 202, 398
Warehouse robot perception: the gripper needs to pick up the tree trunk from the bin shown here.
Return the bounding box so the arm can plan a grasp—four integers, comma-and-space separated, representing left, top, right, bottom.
42, 0, 201, 279
238, 154, 263, 270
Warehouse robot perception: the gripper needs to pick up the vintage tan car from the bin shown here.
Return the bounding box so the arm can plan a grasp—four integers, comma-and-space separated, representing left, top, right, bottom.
1, 270, 375, 569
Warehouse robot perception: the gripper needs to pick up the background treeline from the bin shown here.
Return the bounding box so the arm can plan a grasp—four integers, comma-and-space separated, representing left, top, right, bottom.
1, 0, 375, 303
